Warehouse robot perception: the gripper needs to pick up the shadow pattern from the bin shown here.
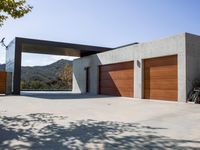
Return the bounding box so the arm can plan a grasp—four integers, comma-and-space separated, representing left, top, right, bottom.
21, 92, 112, 100
0, 113, 199, 150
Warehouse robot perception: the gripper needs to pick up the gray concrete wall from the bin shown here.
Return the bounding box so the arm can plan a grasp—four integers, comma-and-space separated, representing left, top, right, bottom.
186, 33, 200, 97
73, 33, 187, 102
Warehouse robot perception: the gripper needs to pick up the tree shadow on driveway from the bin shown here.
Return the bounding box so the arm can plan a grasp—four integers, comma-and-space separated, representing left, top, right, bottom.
0, 113, 199, 149
21, 92, 112, 100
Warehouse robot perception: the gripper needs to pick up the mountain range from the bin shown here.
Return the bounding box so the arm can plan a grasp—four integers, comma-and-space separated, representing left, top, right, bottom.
0, 59, 72, 90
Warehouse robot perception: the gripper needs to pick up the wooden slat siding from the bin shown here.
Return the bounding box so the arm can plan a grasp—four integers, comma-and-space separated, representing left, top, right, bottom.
100, 80, 133, 88
99, 61, 134, 97
100, 62, 133, 72
144, 55, 178, 101
0, 72, 7, 94
100, 70, 133, 80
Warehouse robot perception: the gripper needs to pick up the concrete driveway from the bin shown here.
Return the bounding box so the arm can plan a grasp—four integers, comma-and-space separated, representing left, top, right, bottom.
0, 92, 200, 149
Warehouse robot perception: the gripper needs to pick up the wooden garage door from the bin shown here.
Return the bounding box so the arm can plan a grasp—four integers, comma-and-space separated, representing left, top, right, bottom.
99, 61, 134, 97
0, 72, 7, 94
144, 55, 177, 101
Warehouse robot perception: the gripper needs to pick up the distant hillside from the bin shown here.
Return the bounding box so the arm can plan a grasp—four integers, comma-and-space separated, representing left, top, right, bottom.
21, 59, 73, 90
21, 59, 72, 83
0, 59, 73, 90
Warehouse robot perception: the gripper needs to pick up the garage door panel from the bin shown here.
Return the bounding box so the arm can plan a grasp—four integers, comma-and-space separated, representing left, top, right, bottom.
144, 55, 177, 67
0, 74, 7, 82
100, 88, 120, 96
144, 79, 177, 90
0, 89, 6, 94
101, 66, 132, 72
0, 84, 6, 88
144, 55, 177, 101
101, 87, 133, 93
0, 72, 7, 76
117, 91, 133, 97
100, 85, 133, 91
100, 79, 133, 88
145, 66, 177, 76
100, 70, 133, 80
0, 78, 6, 82
100, 62, 133, 72
0, 87, 6, 93
99, 61, 134, 97
144, 66, 177, 80
144, 89, 177, 101
100, 88, 133, 97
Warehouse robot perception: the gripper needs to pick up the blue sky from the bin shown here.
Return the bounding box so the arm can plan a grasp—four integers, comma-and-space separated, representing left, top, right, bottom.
0, 0, 200, 66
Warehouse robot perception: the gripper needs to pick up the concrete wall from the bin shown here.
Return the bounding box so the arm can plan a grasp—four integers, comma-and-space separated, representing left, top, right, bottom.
186, 33, 200, 97
73, 33, 187, 102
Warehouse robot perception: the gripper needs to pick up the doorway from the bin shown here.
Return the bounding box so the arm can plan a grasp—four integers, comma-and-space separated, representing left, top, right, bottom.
85, 67, 90, 93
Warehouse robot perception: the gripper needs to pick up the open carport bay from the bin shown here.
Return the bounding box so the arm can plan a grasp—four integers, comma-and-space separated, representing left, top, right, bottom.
0, 93, 200, 149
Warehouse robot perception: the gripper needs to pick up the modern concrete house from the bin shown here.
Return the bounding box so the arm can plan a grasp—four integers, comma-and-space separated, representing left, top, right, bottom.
4, 33, 200, 102
73, 33, 200, 102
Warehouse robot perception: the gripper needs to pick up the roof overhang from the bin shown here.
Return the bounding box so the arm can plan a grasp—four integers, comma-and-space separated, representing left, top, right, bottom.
14, 37, 112, 57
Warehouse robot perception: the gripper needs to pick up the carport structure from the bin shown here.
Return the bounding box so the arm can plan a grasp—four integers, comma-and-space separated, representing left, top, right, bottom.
5, 37, 112, 95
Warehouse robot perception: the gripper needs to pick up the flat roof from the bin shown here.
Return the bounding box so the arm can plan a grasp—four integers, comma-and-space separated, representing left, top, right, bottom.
14, 37, 112, 57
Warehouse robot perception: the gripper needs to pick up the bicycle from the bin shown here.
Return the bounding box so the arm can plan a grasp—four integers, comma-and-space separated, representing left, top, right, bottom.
187, 87, 200, 104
